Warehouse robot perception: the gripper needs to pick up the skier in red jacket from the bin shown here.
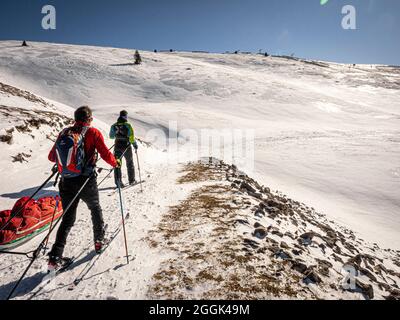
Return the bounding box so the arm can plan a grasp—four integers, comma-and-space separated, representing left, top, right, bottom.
47, 106, 120, 270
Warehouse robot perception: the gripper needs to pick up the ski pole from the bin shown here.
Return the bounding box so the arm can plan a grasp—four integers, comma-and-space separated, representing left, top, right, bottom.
135, 150, 143, 192
97, 144, 131, 188
117, 182, 129, 264
6, 143, 117, 298
6, 246, 42, 300
7, 173, 94, 300
43, 199, 59, 252
0, 166, 57, 233
97, 168, 114, 187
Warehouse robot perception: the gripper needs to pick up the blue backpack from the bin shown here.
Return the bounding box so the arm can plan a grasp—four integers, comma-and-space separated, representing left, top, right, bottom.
55, 126, 89, 178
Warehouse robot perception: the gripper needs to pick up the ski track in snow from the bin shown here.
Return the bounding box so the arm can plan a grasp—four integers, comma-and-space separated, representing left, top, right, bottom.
1, 161, 188, 300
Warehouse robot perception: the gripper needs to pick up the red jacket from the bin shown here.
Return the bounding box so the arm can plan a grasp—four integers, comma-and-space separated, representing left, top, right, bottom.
49, 121, 118, 168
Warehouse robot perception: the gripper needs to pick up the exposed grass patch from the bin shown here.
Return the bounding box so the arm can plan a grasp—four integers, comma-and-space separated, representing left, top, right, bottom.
0, 82, 53, 108
147, 161, 301, 299
0, 105, 74, 146
147, 160, 400, 300
177, 161, 225, 184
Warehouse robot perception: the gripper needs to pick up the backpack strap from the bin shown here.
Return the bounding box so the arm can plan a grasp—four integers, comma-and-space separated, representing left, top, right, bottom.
81, 126, 89, 135
115, 123, 129, 141
58, 127, 69, 137
80, 126, 97, 170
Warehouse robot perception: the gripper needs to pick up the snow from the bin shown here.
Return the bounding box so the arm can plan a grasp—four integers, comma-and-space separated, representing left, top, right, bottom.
1, 40, 398, 249
0, 41, 399, 300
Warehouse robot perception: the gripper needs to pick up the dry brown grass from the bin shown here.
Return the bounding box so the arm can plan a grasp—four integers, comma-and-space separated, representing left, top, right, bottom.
147, 161, 302, 299
196, 269, 224, 283
177, 162, 225, 184
156, 184, 236, 240
0, 82, 52, 108
0, 105, 74, 147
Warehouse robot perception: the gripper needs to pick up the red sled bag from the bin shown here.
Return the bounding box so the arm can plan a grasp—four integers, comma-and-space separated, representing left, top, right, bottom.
11, 197, 36, 215
21, 202, 41, 220
8, 197, 41, 231
20, 216, 41, 232
12, 197, 32, 213
2, 216, 23, 231
38, 196, 62, 218
0, 210, 11, 218
0, 196, 64, 248
18, 199, 42, 231
0, 230, 16, 244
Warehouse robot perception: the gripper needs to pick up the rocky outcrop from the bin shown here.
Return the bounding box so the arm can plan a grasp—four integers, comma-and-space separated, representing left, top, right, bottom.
0, 105, 73, 163
147, 158, 400, 300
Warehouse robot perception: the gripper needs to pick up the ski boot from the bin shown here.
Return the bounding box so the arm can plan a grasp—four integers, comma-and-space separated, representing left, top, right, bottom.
95, 240, 104, 254
48, 255, 73, 273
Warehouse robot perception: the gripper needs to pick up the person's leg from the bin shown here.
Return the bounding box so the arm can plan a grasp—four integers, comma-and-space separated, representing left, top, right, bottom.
124, 146, 135, 184
49, 178, 80, 258
80, 176, 105, 243
114, 148, 123, 187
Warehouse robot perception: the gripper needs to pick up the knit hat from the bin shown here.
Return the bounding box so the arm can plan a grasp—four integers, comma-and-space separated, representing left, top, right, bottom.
119, 110, 128, 121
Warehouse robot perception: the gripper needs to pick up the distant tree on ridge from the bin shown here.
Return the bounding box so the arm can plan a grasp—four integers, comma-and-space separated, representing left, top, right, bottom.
134, 50, 142, 65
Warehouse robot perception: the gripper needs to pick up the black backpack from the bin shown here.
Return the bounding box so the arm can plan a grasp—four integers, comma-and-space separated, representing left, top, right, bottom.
114, 123, 129, 141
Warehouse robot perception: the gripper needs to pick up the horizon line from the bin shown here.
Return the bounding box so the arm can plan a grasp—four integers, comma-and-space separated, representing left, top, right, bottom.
0, 39, 398, 67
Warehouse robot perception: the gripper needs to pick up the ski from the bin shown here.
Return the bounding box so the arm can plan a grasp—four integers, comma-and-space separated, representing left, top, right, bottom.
68, 214, 130, 289
54, 257, 75, 273
107, 180, 145, 196
28, 224, 108, 298
28, 256, 76, 300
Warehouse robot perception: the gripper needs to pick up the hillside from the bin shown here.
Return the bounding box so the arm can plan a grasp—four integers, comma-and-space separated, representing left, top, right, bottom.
0, 41, 399, 249
0, 41, 399, 300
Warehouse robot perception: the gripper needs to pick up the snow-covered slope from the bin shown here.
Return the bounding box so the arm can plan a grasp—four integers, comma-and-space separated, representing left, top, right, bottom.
0, 41, 399, 300
0, 81, 130, 209
0, 41, 398, 249
0, 80, 170, 300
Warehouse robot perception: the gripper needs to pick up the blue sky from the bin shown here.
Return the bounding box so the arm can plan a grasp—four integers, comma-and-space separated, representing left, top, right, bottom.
0, 0, 399, 65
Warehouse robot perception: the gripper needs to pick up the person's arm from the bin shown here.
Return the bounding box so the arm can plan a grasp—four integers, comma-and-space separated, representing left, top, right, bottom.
93, 129, 118, 167
127, 123, 138, 150
109, 124, 116, 139
127, 123, 135, 144
48, 143, 56, 163
48, 131, 62, 162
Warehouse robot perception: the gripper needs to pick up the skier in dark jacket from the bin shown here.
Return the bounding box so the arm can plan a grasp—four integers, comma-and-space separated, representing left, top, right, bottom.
109, 110, 138, 187
47, 106, 120, 269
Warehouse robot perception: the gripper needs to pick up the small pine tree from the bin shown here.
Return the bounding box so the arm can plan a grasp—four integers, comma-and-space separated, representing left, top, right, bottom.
134, 50, 142, 65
